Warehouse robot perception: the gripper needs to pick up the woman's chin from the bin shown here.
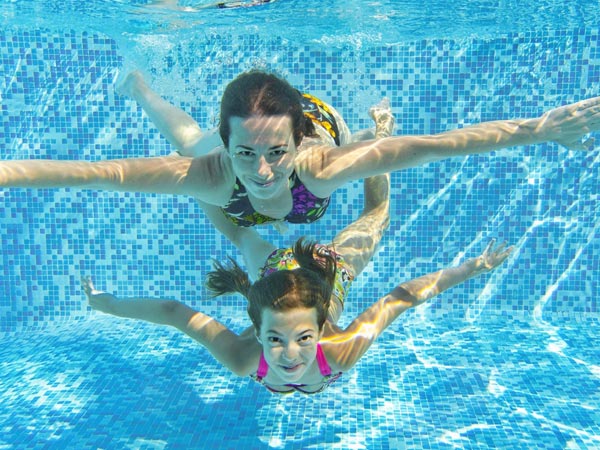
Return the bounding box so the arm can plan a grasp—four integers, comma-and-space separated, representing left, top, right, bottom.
245, 179, 283, 199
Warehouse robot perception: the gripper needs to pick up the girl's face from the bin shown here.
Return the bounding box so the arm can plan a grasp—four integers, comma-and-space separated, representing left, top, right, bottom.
257, 307, 323, 383
228, 114, 297, 200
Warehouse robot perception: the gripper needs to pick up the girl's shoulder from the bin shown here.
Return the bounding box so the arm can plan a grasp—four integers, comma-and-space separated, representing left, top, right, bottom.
319, 323, 359, 373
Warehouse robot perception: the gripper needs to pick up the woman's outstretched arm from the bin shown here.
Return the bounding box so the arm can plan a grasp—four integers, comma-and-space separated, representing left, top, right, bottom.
300, 96, 600, 196
195, 199, 277, 280
0, 152, 233, 204
325, 239, 513, 370
81, 276, 259, 375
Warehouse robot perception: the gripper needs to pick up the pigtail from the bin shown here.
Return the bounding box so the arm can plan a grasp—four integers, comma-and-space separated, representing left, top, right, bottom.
292, 238, 337, 305
205, 257, 252, 299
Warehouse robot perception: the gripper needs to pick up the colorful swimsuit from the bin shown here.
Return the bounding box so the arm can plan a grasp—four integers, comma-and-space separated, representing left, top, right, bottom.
221, 93, 340, 227
250, 343, 342, 395
220, 172, 331, 227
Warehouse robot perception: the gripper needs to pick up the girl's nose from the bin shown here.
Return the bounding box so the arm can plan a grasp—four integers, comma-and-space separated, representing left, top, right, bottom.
282, 343, 299, 361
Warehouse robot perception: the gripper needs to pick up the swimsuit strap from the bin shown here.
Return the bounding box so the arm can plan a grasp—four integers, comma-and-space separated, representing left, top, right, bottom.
220, 172, 330, 227
256, 352, 269, 378
315, 343, 332, 376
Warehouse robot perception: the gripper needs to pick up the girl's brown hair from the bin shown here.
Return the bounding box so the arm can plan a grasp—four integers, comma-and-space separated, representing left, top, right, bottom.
206, 239, 336, 332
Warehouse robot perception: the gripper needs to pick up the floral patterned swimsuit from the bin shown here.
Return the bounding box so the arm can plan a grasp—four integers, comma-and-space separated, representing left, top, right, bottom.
221, 93, 341, 227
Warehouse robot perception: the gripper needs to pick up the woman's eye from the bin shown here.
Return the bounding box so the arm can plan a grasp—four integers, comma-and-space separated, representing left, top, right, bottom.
268, 148, 288, 159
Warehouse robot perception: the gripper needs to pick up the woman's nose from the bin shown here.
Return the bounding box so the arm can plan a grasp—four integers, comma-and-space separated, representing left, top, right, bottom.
256, 155, 272, 178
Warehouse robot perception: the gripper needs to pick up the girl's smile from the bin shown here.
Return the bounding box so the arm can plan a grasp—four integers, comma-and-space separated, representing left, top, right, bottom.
258, 307, 323, 383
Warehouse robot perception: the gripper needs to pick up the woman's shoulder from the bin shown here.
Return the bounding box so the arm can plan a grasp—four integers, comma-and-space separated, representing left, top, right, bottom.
184, 150, 237, 204
294, 143, 343, 199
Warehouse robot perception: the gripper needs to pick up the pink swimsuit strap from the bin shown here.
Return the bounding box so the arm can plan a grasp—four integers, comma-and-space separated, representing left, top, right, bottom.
256, 343, 332, 378
256, 351, 269, 378
315, 343, 332, 375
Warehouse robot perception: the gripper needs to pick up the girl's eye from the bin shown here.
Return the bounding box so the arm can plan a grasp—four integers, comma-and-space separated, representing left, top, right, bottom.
236, 150, 255, 158
267, 337, 281, 344
299, 335, 313, 343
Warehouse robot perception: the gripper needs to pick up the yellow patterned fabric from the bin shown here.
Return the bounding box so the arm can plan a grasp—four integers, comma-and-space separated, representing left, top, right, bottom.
258, 245, 354, 307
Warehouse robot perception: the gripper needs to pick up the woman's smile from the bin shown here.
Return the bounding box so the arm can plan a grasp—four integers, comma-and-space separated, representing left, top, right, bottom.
228, 114, 297, 199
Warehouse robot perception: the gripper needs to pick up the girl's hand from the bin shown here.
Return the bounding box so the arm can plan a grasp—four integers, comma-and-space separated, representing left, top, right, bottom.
81, 276, 118, 315
472, 239, 514, 274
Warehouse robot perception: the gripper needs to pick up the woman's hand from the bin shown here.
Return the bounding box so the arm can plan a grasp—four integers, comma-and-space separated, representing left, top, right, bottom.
535, 97, 600, 151
81, 276, 119, 315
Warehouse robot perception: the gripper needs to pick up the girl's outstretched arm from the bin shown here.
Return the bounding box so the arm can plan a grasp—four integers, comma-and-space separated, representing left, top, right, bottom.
326, 239, 513, 370
81, 276, 260, 375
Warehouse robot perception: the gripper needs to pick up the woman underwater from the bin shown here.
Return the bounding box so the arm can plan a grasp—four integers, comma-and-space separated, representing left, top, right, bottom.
1, 70, 597, 276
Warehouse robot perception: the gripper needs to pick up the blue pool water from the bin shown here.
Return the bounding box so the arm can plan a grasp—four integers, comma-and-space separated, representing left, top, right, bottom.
1, 1, 599, 448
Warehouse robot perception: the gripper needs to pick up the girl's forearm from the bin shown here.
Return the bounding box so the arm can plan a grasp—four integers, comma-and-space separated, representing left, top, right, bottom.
345, 257, 484, 341
101, 294, 253, 374
396, 257, 483, 305
106, 295, 231, 347
107, 296, 178, 325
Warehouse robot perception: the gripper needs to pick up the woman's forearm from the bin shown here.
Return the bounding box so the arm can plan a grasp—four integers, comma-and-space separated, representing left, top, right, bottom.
375, 118, 538, 172
380, 96, 600, 171
0, 156, 193, 194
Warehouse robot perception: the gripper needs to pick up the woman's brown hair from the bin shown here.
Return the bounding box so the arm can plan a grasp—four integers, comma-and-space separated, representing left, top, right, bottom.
218, 70, 316, 148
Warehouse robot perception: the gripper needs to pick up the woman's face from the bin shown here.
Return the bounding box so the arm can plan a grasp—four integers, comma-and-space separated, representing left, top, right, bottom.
257, 307, 323, 383
228, 114, 297, 200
